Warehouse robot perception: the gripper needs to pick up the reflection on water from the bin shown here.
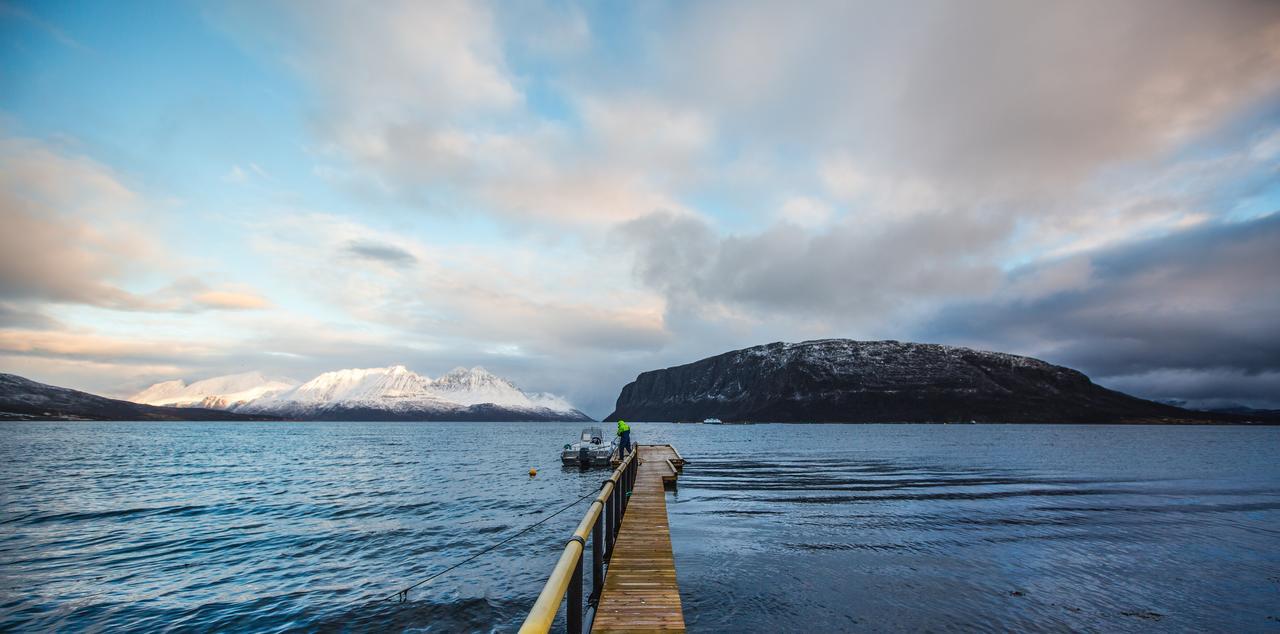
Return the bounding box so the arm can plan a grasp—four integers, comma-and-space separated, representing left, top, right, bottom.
1, 422, 1277, 632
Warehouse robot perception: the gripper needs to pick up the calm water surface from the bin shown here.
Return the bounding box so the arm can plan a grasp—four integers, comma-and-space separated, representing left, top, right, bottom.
1, 422, 1277, 632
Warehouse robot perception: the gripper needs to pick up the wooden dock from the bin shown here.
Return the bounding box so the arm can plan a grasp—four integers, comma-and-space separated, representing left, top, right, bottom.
519, 444, 686, 634
593, 445, 686, 633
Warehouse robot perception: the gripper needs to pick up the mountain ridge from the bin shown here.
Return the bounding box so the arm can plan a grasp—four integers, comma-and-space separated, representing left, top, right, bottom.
0, 373, 275, 421
605, 339, 1249, 424
132, 365, 591, 422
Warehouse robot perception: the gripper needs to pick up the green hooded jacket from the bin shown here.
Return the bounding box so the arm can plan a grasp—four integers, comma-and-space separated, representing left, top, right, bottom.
616, 420, 630, 435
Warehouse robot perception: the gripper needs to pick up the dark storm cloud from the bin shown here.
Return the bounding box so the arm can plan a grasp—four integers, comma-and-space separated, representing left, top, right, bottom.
1104, 368, 1280, 411
343, 240, 418, 266
921, 213, 1280, 404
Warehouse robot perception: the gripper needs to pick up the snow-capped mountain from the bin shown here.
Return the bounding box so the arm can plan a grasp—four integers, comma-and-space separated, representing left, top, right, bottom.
131, 371, 298, 410
1, 373, 274, 421
130, 365, 591, 421
431, 366, 575, 410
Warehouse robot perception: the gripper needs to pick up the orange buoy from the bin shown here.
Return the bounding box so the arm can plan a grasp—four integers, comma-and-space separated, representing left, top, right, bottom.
529, 468, 538, 477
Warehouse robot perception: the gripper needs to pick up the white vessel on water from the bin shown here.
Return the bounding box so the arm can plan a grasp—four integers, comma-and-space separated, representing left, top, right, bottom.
703, 418, 722, 424
561, 426, 618, 467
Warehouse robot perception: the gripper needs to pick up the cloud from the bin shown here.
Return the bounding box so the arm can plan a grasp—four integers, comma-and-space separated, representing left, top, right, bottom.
192, 290, 271, 310
0, 136, 158, 309
778, 196, 833, 228
923, 213, 1280, 405
0, 135, 277, 318
578, 96, 712, 170
0, 329, 214, 363
229, 0, 1280, 237
276, 0, 520, 122
225, 162, 268, 184
0, 1, 87, 50
0, 303, 61, 330
619, 209, 1006, 328
10, 1, 1279, 416
664, 0, 1280, 195
250, 211, 668, 358
818, 155, 868, 201
1101, 369, 1280, 411
213, 1, 705, 225
344, 240, 418, 266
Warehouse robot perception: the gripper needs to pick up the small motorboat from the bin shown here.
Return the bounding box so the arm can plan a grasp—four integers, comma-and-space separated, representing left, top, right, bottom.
703, 418, 722, 424
561, 426, 618, 467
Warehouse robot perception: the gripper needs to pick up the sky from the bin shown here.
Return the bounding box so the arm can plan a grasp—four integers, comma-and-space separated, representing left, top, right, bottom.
1, 0, 1278, 418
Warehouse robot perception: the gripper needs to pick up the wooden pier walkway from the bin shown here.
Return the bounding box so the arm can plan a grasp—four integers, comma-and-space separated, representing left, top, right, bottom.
520, 444, 686, 634
593, 445, 685, 633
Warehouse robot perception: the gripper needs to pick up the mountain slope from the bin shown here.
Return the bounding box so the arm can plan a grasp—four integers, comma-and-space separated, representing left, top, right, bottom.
605, 339, 1235, 423
133, 365, 592, 422
131, 371, 297, 409
0, 373, 274, 421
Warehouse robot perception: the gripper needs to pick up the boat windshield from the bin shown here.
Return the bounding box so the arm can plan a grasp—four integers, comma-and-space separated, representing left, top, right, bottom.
580, 427, 604, 443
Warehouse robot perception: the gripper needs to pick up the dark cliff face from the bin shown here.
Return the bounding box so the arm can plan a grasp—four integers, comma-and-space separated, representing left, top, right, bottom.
604, 340, 1219, 423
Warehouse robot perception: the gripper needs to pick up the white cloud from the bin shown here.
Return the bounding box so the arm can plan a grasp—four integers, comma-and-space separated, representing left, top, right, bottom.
778, 196, 833, 228
0, 136, 161, 309
247, 211, 668, 352
192, 290, 271, 311
1249, 128, 1280, 161
0, 329, 214, 361
286, 0, 520, 121
818, 154, 867, 201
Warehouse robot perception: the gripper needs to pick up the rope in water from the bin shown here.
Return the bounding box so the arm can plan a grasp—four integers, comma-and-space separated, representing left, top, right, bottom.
374, 488, 600, 605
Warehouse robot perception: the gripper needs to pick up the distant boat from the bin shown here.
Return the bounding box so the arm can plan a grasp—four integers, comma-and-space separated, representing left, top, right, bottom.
703, 418, 722, 424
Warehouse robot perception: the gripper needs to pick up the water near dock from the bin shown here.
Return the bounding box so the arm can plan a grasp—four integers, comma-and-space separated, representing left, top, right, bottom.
2, 422, 1277, 631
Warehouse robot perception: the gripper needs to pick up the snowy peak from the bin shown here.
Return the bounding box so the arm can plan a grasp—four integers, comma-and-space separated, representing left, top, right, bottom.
285, 365, 434, 404
130, 371, 297, 409
130, 365, 590, 421
435, 366, 513, 390
130, 379, 187, 404
430, 366, 531, 407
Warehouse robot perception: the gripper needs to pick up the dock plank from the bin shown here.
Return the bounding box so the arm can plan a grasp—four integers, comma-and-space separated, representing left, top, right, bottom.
592, 445, 686, 633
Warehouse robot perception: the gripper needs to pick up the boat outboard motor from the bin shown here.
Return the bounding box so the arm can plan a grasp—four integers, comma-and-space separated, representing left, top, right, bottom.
578, 446, 590, 466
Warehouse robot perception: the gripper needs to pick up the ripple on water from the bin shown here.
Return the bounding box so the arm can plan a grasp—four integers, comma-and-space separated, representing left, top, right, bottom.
2, 422, 1278, 632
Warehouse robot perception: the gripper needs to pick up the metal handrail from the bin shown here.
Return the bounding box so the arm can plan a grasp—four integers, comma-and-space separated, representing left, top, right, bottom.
520, 447, 639, 634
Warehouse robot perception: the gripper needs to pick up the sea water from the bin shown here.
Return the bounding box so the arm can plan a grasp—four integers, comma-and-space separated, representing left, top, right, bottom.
1, 422, 1276, 632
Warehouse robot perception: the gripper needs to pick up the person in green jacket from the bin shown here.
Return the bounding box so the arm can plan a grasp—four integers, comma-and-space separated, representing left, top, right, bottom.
617, 420, 631, 456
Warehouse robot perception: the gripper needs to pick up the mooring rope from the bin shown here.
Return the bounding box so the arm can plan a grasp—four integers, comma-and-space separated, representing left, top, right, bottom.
374, 488, 600, 605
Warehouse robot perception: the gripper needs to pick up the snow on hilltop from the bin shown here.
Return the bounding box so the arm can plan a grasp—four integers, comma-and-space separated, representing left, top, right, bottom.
130, 371, 297, 410
431, 366, 575, 410
605, 338, 1205, 423
276, 365, 434, 406
130, 365, 589, 421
